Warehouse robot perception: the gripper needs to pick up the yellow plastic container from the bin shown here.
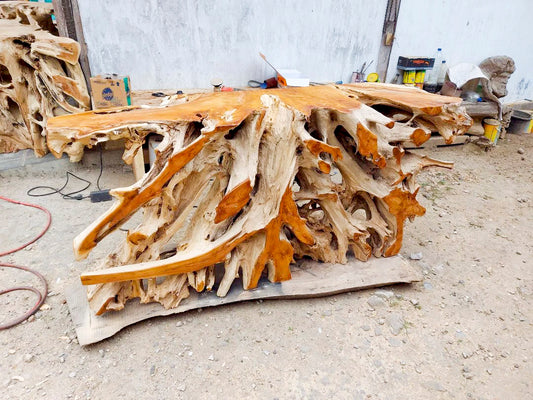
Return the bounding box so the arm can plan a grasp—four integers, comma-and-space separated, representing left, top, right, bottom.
483, 118, 501, 144
525, 111, 533, 133
403, 70, 415, 85
414, 71, 425, 89
366, 72, 379, 82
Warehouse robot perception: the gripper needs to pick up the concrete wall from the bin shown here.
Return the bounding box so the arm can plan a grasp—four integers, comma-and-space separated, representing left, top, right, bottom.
78, 0, 532, 101
77, 0, 387, 90
386, 0, 533, 102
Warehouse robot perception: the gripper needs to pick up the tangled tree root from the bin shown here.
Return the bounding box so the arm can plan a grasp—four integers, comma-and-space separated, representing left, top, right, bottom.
46, 83, 471, 315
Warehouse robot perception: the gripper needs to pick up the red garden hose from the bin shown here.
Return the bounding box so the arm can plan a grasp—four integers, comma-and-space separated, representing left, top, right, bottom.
0, 195, 52, 256
0, 263, 48, 330
0, 196, 51, 330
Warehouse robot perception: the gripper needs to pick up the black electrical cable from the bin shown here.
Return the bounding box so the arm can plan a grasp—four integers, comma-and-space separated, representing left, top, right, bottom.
248, 80, 262, 88
96, 145, 104, 190
26, 146, 105, 200
26, 171, 91, 200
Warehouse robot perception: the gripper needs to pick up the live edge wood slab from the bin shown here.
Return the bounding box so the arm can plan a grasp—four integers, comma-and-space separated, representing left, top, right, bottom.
47, 83, 471, 317
66, 256, 421, 345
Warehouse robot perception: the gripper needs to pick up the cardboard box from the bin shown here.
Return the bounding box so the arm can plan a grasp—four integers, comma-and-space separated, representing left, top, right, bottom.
90, 74, 131, 109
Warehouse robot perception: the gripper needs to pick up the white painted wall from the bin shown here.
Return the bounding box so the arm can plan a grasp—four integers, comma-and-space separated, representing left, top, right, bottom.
386, 0, 533, 102
77, 0, 387, 90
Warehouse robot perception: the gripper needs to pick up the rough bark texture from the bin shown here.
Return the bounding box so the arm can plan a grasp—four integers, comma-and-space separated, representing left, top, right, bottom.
0, 1, 89, 156
46, 83, 471, 315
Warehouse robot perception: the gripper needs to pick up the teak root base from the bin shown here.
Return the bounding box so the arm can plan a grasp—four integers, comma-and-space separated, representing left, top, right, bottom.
46, 83, 471, 315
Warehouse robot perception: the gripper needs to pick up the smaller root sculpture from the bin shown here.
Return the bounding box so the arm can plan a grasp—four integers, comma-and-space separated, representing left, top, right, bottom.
46, 83, 471, 315
0, 1, 89, 156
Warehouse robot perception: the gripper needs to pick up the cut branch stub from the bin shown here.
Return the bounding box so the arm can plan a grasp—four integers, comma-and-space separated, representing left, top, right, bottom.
46, 83, 470, 314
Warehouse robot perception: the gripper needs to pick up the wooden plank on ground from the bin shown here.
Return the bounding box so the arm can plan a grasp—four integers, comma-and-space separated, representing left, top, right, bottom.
66, 255, 421, 345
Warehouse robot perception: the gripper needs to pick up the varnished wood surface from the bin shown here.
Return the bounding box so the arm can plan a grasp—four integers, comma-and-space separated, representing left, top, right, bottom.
48, 84, 467, 138
342, 83, 462, 115
45, 83, 470, 315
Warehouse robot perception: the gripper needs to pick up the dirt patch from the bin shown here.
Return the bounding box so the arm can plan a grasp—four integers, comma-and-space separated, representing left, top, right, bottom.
0, 134, 531, 399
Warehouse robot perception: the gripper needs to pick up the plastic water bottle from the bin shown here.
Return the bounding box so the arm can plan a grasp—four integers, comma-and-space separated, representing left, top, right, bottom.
425, 48, 443, 92
437, 60, 447, 86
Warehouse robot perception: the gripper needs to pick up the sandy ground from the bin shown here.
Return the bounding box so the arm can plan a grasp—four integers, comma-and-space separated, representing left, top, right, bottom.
0, 134, 531, 400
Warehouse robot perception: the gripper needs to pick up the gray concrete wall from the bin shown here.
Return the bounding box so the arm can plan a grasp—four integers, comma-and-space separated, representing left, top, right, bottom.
386, 0, 533, 102
77, 0, 388, 90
